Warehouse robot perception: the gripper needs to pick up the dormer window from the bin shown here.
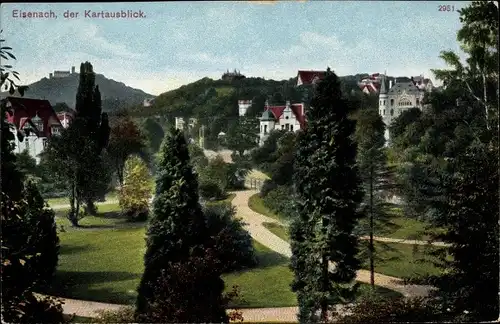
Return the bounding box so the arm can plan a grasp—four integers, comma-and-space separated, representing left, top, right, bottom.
31, 112, 43, 133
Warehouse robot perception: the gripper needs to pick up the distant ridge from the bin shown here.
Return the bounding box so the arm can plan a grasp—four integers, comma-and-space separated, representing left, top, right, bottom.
1, 72, 155, 112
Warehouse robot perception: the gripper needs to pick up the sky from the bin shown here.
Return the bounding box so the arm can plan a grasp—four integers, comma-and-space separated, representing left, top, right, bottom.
1, 1, 469, 96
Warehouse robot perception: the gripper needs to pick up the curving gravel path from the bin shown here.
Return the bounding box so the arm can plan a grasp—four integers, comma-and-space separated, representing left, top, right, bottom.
232, 189, 436, 299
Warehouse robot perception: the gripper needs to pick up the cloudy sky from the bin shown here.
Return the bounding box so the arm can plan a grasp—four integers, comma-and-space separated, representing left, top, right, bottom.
1, 1, 468, 95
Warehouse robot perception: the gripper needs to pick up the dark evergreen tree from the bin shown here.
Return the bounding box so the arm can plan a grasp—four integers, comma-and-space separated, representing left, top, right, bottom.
427, 141, 499, 321
290, 68, 364, 323
355, 109, 398, 288
74, 62, 111, 214
135, 128, 227, 323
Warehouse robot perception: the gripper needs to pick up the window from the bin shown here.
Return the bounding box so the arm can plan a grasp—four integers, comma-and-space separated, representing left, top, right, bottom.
285, 124, 289, 131
383, 109, 385, 115
290, 125, 294, 131
42, 138, 47, 149
281, 125, 285, 130
390, 109, 394, 116
416, 98, 420, 105
285, 116, 289, 119
383, 100, 386, 105
390, 99, 394, 106
264, 125, 268, 134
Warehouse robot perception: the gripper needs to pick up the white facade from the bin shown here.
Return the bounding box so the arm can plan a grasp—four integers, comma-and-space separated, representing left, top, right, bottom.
11, 130, 47, 164
379, 76, 430, 144
175, 117, 197, 131
175, 117, 185, 130
238, 100, 252, 117
259, 101, 304, 146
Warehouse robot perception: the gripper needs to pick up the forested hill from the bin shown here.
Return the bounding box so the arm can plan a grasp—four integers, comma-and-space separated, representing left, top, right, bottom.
134, 73, 378, 119
2, 73, 154, 112
127, 73, 381, 148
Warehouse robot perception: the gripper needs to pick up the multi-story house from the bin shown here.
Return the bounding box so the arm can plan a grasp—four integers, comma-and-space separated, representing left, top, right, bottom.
4, 97, 72, 164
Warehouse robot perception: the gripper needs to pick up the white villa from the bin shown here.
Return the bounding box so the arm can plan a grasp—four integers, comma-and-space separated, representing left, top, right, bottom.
379, 75, 434, 144
259, 100, 306, 146
4, 97, 73, 163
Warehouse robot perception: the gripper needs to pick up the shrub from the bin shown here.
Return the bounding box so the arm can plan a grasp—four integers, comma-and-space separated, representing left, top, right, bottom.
24, 181, 60, 289
13, 294, 67, 324
144, 249, 229, 323
334, 294, 449, 323
259, 179, 277, 197
95, 306, 135, 323
119, 155, 153, 222
199, 179, 226, 201
203, 204, 257, 272
262, 185, 295, 218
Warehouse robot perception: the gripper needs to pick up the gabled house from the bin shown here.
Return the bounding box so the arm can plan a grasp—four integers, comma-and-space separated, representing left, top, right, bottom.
296, 70, 326, 86
259, 100, 306, 146
3, 97, 69, 163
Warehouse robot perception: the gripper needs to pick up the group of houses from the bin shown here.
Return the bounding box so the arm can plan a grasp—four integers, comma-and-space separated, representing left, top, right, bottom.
3, 68, 435, 163
255, 70, 435, 145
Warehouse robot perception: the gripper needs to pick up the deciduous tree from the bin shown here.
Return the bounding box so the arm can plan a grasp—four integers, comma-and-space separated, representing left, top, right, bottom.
119, 155, 153, 222
107, 115, 147, 187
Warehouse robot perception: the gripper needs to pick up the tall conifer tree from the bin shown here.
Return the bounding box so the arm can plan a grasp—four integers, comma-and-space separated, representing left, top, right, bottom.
135, 128, 227, 323
290, 68, 363, 323
355, 109, 397, 288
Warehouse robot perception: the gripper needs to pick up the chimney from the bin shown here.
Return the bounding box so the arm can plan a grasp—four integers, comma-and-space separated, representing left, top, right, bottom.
389, 80, 393, 89
265, 100, 269, 108
49, 73, 53, 79
286, 100, 290, 108
71, 66, 75, 74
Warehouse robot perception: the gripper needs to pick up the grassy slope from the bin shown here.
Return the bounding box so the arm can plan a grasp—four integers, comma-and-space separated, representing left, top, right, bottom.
251, 194, 443, 279
50, 203, 401, 308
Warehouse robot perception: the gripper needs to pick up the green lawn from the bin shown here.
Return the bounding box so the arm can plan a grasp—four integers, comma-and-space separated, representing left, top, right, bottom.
250, 194, 439, 241
248, 194, 283, 222
47, 191, 118, 206
50, 204, 401, 308
263, 222, 289, 242
262, 222, 442, 279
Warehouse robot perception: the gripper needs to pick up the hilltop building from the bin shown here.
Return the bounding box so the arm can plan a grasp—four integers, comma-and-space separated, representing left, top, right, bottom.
379, 74, 434, 144
49, 66, 76, 79
3, 97, 73, 163
259, 100, 306, 146
221, 69, 245, 81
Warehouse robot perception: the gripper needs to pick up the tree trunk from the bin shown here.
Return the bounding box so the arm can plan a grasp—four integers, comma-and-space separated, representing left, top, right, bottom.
320, 217, 329, 323
369, 166, 375, 288
117, 162, 124, 188
482, 72, 489, 129
68, 179, 79, 227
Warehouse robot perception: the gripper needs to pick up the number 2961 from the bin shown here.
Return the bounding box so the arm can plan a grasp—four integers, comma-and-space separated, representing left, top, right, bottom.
438, 5, 455, 11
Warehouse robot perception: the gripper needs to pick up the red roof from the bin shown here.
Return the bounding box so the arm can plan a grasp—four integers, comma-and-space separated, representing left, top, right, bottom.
265, 103, 306, 128
4, 97, 62, 137
359, 83, 380, 93
297, 70, 326, 85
